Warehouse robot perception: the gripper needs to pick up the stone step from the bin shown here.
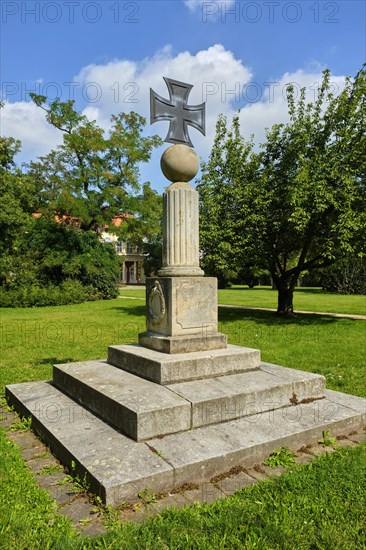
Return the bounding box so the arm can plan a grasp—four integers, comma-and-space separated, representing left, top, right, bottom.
53, 360, 325, 439
167, 362, 326, 428
6, 381, 173, 505
53, 361, 191, 441
107, 343, 261, 385
147, 388, 366, 489
6, 381, 366, 506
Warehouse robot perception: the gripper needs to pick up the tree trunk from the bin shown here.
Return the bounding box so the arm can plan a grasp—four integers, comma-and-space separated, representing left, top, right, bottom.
271, 272, 296, 316
277, 286, 295, 316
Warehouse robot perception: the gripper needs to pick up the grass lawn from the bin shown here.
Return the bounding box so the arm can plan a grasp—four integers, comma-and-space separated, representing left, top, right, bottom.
218, 285, 366, 315
0, 296, 365, 548
119, 285, 366, 315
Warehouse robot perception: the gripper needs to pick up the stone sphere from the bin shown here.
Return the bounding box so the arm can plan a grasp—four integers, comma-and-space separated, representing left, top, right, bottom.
161, 144, 199, 182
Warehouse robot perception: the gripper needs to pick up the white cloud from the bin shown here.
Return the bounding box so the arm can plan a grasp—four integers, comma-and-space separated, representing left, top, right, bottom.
1, 101, 62, 163
1, 44, 346, 181
238, 68, 346, 145
184, 0, 235, 14
73, 44, 252, 157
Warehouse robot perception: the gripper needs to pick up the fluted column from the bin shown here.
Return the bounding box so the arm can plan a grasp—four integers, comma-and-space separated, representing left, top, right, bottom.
158, 181, 204, 277
157, 144, 204, 277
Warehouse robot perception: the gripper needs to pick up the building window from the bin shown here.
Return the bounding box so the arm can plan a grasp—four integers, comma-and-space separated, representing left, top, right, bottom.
126, 242, 144, 254
104, 237, 112, 244
126, 242, 134, 254
116, 241, 124, 254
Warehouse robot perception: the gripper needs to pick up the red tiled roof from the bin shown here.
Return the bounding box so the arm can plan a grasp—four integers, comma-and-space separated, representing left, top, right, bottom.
32, 213, 131, 228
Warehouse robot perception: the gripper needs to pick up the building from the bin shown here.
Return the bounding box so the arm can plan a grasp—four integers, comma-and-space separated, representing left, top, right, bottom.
101, 215, 146, 285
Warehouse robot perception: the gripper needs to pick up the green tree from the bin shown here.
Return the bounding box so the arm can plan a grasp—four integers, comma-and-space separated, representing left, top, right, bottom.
1, 97, 163, 303
198, 114, 256, 288
19, 217, 120, 298
0, 136, 38, 284
320, 256, 366, 295
27, 94, 162, 237
124, 182, 163, 249
198, 66, 366, 314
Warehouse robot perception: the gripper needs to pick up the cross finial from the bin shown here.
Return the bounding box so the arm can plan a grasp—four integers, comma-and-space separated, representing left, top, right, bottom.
150, 77, 205, 148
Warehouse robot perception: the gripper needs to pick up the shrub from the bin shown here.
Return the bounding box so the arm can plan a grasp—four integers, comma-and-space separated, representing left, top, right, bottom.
0, 280, 103, 308
1, 219, 120, 301
321, 257, 366, 295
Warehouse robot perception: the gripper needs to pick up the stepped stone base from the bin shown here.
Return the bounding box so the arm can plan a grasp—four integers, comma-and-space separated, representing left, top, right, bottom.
5, 334, 366, 507
6, 378, 366, 506
51, 360, 325, 440
53, 361, 191, 441
107, 343, 260, 385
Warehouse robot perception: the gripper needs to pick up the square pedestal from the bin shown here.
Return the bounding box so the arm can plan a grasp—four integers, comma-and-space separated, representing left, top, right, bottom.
145, 277, 218, 337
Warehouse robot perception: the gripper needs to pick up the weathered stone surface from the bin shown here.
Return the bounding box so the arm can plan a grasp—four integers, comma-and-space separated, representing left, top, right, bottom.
38, 473, 76, 506
148, 390, 366, 487
293, 452, 314, 465
53, 360, 325, 435
158, 180, 203, 278
348, 432, 366, 444
325, 388, 366, 415
167, 366, 325, 428
151, 493, 190, 512
145, 277, 217, 337
216, 472, 256, 496
108, 343, 260, 385
6, 381, 174, 505
53, 359, 325, 437
183, 483, 226, 504
246, 468, 268, 482
260, 363, 326, 403
334, 438, 357, 448
302, 445, 335, 457
53, 360, 191, 440
160, 144, 199, 183
138, 331, 227, 354
5, 380, 366, 507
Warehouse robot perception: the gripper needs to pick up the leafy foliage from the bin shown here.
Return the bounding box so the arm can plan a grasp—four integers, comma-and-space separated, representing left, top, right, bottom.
1, 98, 163, 306
0, 137, 39, 285
321, 256, 366, 294
27, 94, 162, 237
318, 430, 338, 448
0, 280, 101, 308
143, 239, 163, 277
198, 66, 366, 314
263, 447, 296, 468
1, 217, 120, 304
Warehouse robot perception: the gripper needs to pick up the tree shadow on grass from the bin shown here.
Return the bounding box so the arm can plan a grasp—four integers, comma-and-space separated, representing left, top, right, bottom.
110, 305, 146, 317
221, 287, 325, 294
32, 357, 76, 366
110, 304, 351, 326
217, 307, 360, 360
218, 307, 341, 327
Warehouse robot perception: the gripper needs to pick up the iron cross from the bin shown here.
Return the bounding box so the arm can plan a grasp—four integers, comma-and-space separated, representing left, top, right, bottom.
150, 77, 205, 148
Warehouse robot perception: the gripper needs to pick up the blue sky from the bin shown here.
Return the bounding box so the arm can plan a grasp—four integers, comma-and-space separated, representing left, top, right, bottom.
1, 0, 365, 192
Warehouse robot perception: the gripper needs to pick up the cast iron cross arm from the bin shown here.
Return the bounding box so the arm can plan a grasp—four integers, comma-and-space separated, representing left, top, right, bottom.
150, 77, 205, 148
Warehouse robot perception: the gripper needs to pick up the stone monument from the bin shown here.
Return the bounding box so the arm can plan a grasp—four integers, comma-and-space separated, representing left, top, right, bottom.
6, 77, 366, 507
139, 143, 227, 354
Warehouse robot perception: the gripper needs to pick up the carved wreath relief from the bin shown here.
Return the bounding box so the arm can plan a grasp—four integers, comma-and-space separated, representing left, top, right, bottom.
148, 281, 166, 323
